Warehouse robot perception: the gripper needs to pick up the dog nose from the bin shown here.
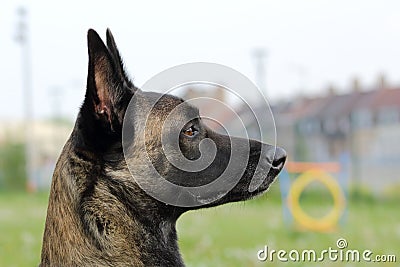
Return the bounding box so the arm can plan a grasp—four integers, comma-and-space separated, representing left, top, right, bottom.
272, 147, 287, 169
264, 146, 287, 170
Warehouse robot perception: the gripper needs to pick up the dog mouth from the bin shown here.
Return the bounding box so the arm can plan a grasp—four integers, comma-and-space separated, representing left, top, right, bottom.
194, 166, 283, 208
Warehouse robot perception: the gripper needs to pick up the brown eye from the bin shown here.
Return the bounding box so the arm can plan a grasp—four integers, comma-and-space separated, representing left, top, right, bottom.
183, 126, 198, 137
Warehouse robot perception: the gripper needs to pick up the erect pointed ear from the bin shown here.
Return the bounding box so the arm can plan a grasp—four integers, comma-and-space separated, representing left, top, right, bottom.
106, 28, 129, 80
105, 28, 133, 88
85, 29, 130, 132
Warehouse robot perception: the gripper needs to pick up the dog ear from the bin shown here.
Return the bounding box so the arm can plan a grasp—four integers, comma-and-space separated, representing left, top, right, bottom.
105, 28, 134, 88
84, 29, 131, 133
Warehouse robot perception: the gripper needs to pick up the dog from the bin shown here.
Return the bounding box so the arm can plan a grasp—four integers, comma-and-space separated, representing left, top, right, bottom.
40, 29, 286, 266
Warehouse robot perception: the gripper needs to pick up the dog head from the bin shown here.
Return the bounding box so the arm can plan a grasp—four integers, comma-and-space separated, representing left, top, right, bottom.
78, 29, 286, 218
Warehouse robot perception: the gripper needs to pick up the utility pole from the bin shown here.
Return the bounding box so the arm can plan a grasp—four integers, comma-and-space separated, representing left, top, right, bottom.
15, 7, 35, 192
253, 48, 268, 97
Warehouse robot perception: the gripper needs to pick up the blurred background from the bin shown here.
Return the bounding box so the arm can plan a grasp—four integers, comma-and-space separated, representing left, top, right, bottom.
0, 0, 399, 266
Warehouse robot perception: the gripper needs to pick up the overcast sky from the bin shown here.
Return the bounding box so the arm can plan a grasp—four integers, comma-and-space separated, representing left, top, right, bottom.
1, 0, 399, 120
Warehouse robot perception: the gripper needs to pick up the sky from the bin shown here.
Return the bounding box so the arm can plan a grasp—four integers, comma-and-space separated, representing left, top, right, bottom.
1, 0, 399, 120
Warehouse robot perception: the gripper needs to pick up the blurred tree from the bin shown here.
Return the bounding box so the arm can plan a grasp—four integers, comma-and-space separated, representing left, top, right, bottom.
0, 141, 26, 191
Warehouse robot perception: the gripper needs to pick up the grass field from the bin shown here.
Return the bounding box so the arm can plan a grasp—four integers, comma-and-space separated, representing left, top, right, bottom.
0, 184, 399, 267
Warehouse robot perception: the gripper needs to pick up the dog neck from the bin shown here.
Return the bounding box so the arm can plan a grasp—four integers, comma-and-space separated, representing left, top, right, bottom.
40, 134, 185, 266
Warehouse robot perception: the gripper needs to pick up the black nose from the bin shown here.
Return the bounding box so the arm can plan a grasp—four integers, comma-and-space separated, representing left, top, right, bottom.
263, 146, 287, 170
272, 147, 287, 169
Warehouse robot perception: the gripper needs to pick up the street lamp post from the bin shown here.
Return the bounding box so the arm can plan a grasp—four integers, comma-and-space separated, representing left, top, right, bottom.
15, 6, 35, 192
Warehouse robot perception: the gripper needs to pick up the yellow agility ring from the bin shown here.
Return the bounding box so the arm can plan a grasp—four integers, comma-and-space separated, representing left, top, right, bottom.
287, 169, 346, 232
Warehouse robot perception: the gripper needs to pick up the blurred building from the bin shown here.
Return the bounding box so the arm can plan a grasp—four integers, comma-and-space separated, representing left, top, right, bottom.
272, 78, 400, 193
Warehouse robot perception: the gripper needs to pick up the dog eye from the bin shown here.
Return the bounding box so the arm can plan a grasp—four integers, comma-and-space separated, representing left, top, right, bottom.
183, 126, 198, 137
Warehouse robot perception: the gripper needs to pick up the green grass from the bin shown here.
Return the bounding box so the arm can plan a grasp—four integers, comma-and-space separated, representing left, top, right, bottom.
0, 186, 399, 267
0, 192, 48, 267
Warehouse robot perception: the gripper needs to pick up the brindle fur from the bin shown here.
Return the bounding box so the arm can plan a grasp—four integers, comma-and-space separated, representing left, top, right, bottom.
40, 29, 286, 266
